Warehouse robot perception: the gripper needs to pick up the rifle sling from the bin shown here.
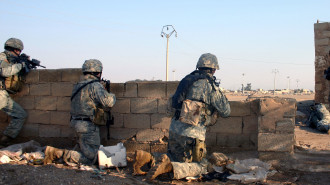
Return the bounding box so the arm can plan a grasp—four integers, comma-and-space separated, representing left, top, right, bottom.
71, 80, 99, 101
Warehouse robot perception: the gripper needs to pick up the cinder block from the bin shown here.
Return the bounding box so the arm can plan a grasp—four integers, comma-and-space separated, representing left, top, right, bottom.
166, 82, 179, 97
250, 134, 258, 148
158, 99, 168, 113
108, 128, 138, 140
315, 38, 330, 46
258, 151, 292, 161
27, 110, 50, 124
19, 124, 39, 137
112, 98, 130, 113
56, 97, 71, 111
61, 68, 82, 83
15, 96, 35, 110
216, 134, 227, 147
25, 70, 39, 84
124, 114, 150, 129
243, 116, 258, 134
151, 144, 168, 153
35, 96, 57, 111
15, 85, 29, 96
205, 132, 216, 146
229, 101, 251, 116
210, 117, 242, 134
124, 83, 137, 97
39, 125, 61, 137
30, 83, 51, 96
124, 141, 150, 153
217, 134, 251, 148
314, 22, 329, 31
258, 133, 294, 152
136, 129, 165, 142
151, 114, 171, 129
51, 82, 73, 97
60, 126, 75, 137
276, 118, 294, 133
110, 113, 124, 128
39, 69, 61, 82
50, 111, 70, 125
258, 115, 276, 133
138, 83, 166, 98
110, 83, 125, 98
131, 98, 157, 113
322, 31, 330, 38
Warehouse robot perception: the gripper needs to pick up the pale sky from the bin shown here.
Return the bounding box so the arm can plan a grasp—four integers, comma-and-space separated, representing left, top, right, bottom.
1, 0, 329, 90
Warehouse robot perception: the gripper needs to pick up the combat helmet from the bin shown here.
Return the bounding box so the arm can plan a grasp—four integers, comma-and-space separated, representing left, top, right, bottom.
4, 38, 24, 51
196, 53, 219, 70
82, 59, 103, 73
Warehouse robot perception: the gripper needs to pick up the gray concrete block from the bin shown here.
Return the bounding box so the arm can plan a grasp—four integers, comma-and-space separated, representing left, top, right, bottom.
166, 82, 179, 97
229, 101, 251, 116
112, 98, 130, 113
110, 83, 125, 98
151, 114, 171, 129
138, 82, 166, 98
60, 126, 75, 137
61, 68, 82, 83
136, 129, 165, 142
56, 97, 71, 111
50, 111, 70, 126
30, 83, 51, 96
210, 117, 242, 134
39, 69, 61, 82
27, 110, 50, 124
124, 114, 150, 129
243, 116, 258, 134
276, 118, 294, 133
25, 70, 39, 84
51, 82, 73, 97
205, 132, 216, 146
16, 96, 35, 110
110, 113, 124, 128
315, 38, 330, 46
124, 83, 137, 97
158, 99, 168, 113
108, 128, 139, 140
258, 133, 294, 152
131, 98, 157, 113
39, 125, 61, 137
35, 96, 57, 111
19, 124, 39, 137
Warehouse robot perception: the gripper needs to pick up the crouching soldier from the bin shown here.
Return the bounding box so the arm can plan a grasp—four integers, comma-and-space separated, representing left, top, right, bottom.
0, 38, 28, 146
44, 59, 116, 165
134, 53, 231, 180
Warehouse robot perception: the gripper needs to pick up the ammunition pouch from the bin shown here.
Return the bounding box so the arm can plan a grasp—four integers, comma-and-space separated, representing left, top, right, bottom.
193, 139, 206, 162
179, 99, 205, 126
5, 75, 24, 94
92, 108, 108, 126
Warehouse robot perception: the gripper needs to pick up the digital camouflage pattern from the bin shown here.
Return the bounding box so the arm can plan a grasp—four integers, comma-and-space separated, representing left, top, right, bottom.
309, 104, 330, 133
4, 38, 24, 51
0, 52, 26, 138
168, 71, 230, 179
82, 59, 103, 73
67, 73, 116, 164
196, 53, 219, 70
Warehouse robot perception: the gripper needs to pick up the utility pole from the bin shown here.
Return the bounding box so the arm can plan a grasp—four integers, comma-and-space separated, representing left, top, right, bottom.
296, 79, 300, 89
161, 25, 177, 81
272, 69, 279, 95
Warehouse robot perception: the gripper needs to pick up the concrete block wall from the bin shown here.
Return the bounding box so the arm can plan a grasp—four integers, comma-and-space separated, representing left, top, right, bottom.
0, 69, 296, 158
314, 22, 330, 106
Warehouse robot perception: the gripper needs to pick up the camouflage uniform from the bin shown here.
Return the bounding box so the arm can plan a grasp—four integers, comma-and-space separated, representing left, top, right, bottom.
64, 60, 116, 165
0, 50, 27, 139
168, 53, 231, 179
309, 104, 330, 133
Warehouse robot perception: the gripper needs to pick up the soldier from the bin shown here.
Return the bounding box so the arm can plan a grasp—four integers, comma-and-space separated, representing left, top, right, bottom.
44, 59, 116, 165
140, 53, 231, 180
0, 38, 28, 147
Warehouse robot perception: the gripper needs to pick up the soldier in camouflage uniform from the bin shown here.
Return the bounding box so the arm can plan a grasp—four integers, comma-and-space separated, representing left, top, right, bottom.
0, 38, 27, 146
147, 53, 231, 180
44, 59, 116, 165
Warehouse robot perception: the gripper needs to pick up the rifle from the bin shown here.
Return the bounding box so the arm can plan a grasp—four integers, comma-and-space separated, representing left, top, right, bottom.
101, 78, 114, 140
19, 53, 46, 73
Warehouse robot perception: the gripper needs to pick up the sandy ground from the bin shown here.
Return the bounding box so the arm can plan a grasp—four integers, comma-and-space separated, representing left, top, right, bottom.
1, 93, 330, 185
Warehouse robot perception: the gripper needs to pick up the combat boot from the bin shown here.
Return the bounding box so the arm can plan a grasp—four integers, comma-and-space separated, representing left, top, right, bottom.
133, 150, 155, 175
146, 154, 173, 181
44, 146, 65, 164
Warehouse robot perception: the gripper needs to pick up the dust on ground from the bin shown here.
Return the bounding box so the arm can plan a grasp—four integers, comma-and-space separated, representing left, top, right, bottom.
1, 93, 330, 185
